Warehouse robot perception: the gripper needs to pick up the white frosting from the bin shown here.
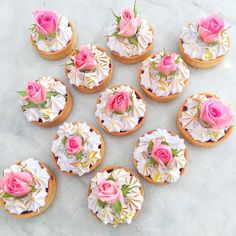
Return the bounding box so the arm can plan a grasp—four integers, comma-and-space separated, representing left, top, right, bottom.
66, 45, 111, 89
180, 23, 230, 61
134, 129, 187, 183
19, 76, 67, 123
95, 85, 146, 133
0, 158, 50, 215
31, 15, 73, 52
51, 122, 102, 176
107, 20, 153, 57
140, 52, 189, 97
88, 168, 143, 226
179, 94, 232, 142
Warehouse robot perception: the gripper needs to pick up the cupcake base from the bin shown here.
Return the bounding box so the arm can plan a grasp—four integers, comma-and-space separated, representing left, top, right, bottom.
31, 21, 77, 60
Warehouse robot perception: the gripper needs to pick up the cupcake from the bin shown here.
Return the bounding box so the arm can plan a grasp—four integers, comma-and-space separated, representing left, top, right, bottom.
0, 158, 56, 218
133, 129, 188, 184
88, 166, 144, 226
106, 1, 154, 64
179, 14, 230, 68
139, 51, 190, 102
18, 76, 72, 127
177, 93, 234, 147
65, 45, 113, 93
30, 9, 77, 60
95, 85, 146, 136
51, 121, 105, 176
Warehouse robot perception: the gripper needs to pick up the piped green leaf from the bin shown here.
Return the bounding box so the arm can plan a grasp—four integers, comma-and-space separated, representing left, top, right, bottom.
107, 174, 115, 181
39, 101, 47, 108
171, 149, 178, 157
61, 136, 67, 145
76, 151, 83, 161
161, 141, 169, 146
133, 0, 137, 17
38, 33, 46, 41
148, 141, 154, 153
128, 105, 133, 112
111, 10, 121, 25
121, 185, 132, 197
22, 102, 37, 110
17, 91, 27, 96
175, 56, 180, 63
128, 35, 138, 45
46, 91, 59, 98
49, 32, 56, 38
112, 201, 122, 215
149, 156, 156, 165
97, 199, 107, 208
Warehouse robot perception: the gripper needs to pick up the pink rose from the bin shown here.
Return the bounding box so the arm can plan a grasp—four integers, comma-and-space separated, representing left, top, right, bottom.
27, 81, 46, 104
198, 15, 224, 43
107, 91, 132, 113
74, 46, 95, 71
0, 172, 33, 197
118, 7, 141, 37
200, 98, 233, 130
151, 140, 173, 167
156, 55, 177, 76
96, 180, 123, 204
33, 9, 58, 36
66, 136, 83, 155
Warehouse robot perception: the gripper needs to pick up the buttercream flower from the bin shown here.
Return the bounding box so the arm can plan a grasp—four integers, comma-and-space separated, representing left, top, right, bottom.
66, 136, 83, 155
0, 172, 33, 197
27, 81, 46, 104
74, 46, 95, 71
151, 140, 173, 167
118, 7, 141, 37
200, 98, 233, 130
198, 15, 224, 43
96, 180, 123, 204
107, 91, 132, 113
156, 55, 177, 76
33, 9, 59, 36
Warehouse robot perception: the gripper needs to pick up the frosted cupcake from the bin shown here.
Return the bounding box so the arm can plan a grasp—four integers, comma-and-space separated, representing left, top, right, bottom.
95, 85, 146, 136
133, 129, 188, 184
30, 9, 77, 60
179, 14, 230, 68
51, 121, 105, 176
139, 51, 190, 102
88, 166, 144, 226
177, 93, 234, 147
0, 158, 56, 218
18, 76, 72, 127
65, 45, 113, 93
107, 1, 154, 64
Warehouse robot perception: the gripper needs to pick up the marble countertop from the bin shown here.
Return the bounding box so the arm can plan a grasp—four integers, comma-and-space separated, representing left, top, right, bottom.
0, 0, 236, 235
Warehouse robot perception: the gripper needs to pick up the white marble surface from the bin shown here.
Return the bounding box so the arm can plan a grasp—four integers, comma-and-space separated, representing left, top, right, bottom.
0, 0, 236, 235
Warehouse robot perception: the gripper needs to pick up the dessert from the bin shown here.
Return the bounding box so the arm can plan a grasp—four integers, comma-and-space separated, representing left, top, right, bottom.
179, 14, 230, 68
30, 9, 77, 60
0, 158, 56, 218
51, 121, 105, 176
177, 93, 234, 147
139, 51, 190, 102
133, 129, 188, 184
88, 166, 144, 226
95, 85, 146, 136
18, 76, 72, 127
65, 45, 113, 93
106, 1, 154, 64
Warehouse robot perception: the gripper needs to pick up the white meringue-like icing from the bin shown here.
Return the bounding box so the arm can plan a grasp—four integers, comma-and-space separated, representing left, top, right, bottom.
51, 122, 102, 176
31, 15, 73, 52
179, 94, 232, 142
0, 158, 50, 215
88, 168, 143, 226
66, 44, 111, 89
95, 85, 146, 133
134, 129, 187, 183
19, 76, 67, 123
107, 20, 153, 57
180, 23, 230, 61
140, 52, 190, 97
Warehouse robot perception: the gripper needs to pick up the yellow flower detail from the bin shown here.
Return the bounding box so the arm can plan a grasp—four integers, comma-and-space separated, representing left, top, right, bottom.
202, 48, 214, 61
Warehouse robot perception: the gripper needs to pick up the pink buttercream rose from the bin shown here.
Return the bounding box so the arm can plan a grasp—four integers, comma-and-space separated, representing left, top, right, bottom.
151, 140, 173, 167
27, 81, 46, 104
0, 172, 33, 197
74, 46, 95, 71
200, 98, 233, 130
198, 15, 224, 43
118, 7, 141, 37
33, 9, 59, 36
66, 136, 83, 155
106, 91, 132, 113
96, 179, 123, 204
156, 55, 177, 76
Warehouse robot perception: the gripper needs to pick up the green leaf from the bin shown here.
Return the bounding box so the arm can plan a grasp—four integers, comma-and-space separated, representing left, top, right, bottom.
76, 151, 83, 161
148, 141, 154, 153
112, 32, 123, 39
197, 106, 200, 116
61, 136, 67, 145
121, 185, 132, 197
175, 56, 180, 63
39, 101, 47, 108
2, 192, 14, 198
157, 72, 167, 78
133, 0, 137, 17
17, 91, 27, 96
161, 141, 169, 146
38, 33, 46, 41
113, 111, 123, 115
46, 91, 59, 98
128, 35, 138, 45
107, 174, 115, 181
97, 199, 107, 208
22, 102, 37, 110
112, 201, 122, 215
128, 104, 133, 112
30, 185, 37, 193
111, 10, 121, 25
149, 156, 156, 165
149, 61, 157, 69
171, 149, 178, 157
49, 32, 56, 38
